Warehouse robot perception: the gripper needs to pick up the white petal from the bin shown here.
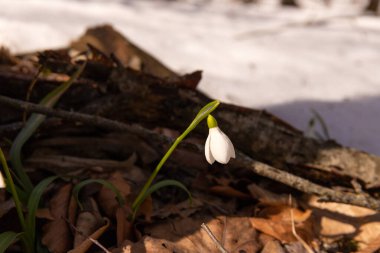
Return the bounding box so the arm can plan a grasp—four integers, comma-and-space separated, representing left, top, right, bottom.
205, 132, 215, 164
225, 134, 236, 159
209, 127, 233, 164
0, 171, 5, 188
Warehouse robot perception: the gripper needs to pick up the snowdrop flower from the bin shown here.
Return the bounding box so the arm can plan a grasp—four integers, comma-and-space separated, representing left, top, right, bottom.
205, 115, 235, 164
0, 171, 5, 188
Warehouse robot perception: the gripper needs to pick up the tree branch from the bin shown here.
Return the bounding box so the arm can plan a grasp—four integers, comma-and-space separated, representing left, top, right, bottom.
1, 95, 379, 210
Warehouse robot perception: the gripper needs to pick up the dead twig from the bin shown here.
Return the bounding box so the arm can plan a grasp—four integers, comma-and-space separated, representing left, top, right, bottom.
64, 217, 111, 253
237, 152, 380, 210
23, 65, 44, 122
201, 223, 229, 253
289, 195, 314, 253
0, 122, 25, 134
0, 94, 157, 140
1, 95, 380, 211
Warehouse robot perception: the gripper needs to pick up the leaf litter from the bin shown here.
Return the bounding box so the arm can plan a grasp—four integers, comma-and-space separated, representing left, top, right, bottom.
0, 24, 380, 253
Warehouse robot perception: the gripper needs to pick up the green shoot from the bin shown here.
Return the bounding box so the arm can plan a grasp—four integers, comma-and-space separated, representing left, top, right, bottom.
26, 176, 58, 247
72, 179, 125, 210
132, 100, 220, 213
10, 63, 86, 194
132, 179, 192, 220
0, 231, 22, 253
0, 149, 27, 236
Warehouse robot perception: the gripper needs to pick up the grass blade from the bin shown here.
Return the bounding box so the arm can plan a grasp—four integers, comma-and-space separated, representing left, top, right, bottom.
0, 148, 26, 232
26, 176, 58, 248
131, 100, 219, 211
10, 63, 86, 193
72, 179, 125, 210
133, 179, 192, 219
0, 231, 21, 253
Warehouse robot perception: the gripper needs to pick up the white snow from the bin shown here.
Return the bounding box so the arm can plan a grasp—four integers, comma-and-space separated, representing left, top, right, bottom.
0, 0, 380, 155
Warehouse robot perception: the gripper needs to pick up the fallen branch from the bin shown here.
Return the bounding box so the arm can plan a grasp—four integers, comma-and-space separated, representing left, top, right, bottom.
237, 152, 380, 210
201, 223, 229, 253
1, 95, 380, 210
2, 64, 380, 188
0, 94, 156, 140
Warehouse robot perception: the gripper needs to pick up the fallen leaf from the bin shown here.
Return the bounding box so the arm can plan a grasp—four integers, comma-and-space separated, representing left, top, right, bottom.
42, 184, 73, 253
209, 185, 251, 199
73, 210, 103, 247
69, 218, 110, 253
309, 195, 380, 249
116, 237, 174, 253
250, 205, 314, 244
357, 234, 380, 253
142, 216, 261, 253
247, 183, 289, 206
116, 207, 133, 245
284, 241, 310, 253
262, 240, 286, 253
138, 196, 153, 222
97, 171, 131, 217
35, 208, 54, 220
153, 198, 203, 219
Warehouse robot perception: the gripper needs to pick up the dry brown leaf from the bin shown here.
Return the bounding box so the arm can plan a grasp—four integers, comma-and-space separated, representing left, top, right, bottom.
262, 240, 286, 253
309, 195, 380, 249
251, 217, 296, 243
43, 219, 73, 253
250, 205, 313, 244
153, 198, 203, 219
116, 207, 133, 246
115, 216, 261, 252
73, 211, 103, 247
284, 242, 310, 253
35, 208, 54, 220
97, 171, 131, 217
357, 234, 380, 253
141, 216, 261, 253
209, 185, 251, 199
42, 184, 73, 253
116, 237, 174, 253
68, 195, 78, 227
138, 195, 153, 222
0, 199, 15, 218
69, 218, 110, 253
247, 183, 289, 206
259, 233, 277, 246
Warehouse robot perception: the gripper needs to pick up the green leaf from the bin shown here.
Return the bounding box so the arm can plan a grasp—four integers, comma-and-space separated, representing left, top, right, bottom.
72, 179, 125, 210
0, 231, 21, 253
133, 179, 192, 220
0, 148, 27, 233
187, 100, 220, 132
9, 63, 86, 194
131, 100, 219, 212
26, 176, 58, 247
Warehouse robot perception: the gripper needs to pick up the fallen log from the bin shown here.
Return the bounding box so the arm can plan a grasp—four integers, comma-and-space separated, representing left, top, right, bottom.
0, 25, 379, 212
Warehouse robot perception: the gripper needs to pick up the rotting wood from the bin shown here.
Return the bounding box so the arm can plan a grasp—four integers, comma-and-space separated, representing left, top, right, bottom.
0, 95, 380, 210
1, 65, 380, 188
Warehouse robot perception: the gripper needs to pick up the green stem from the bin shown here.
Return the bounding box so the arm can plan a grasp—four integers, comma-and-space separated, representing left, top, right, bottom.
131, 100, 220, 212
0, 148, 26, 230
0, 148, 33, 252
